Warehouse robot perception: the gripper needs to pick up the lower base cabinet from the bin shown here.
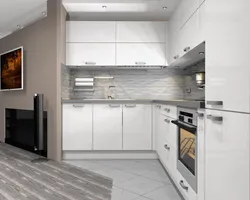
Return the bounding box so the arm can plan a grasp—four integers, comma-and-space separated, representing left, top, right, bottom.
93, 104, 123, 150
62, 104, 93, 150
205, 110, 249, 200
156, 111, 178, 180
175, 171, 197, 200
123, 104, 152, 150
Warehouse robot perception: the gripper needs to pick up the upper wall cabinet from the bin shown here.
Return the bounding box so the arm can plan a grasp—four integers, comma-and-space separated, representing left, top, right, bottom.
205, 0, 250, 113
116, 43, 166, 66
66, 43, 116, 66
116, 22, 166, 43
66, 21, 116, 43
168, 1, 206, 65
174, 0, 205, 30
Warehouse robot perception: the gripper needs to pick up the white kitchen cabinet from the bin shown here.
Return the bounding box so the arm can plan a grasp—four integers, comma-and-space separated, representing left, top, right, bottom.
116, 22, 166, 43
174, 0, 203, 31
66, 21, 116, 43
205, 110, 249, 200
197, 110, 205, 200
205, 0, 250, 113
62, 104, 93, 151
66, 43, 116, 66
93, 104, 123, 150
153, 104, 161, 150
157, 114, 177, 179
160, 105, 177, 119
175, 171, 197, 200
116, 43, 166, 66
123, 104, 152, 150
168, 0, 206, 65
178, 8, 200, 57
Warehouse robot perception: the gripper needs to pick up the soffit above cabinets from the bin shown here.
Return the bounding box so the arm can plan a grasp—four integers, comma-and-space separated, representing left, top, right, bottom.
0, 0, 47, 40
63, 0, 181, 21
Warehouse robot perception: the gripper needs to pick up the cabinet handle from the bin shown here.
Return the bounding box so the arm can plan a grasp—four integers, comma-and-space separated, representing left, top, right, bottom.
85, 62, 96, 65
164, 108, 170, 112
207, 101, 223, 106
73, 105, 84, 108
179, 180, 189, 191
125, 104, 136, 108
135, 62, 146, 65
109, 105, 120, 108
207, 115, 223, 122
164, 144, 170, 150
173, 55, 179, 60
164, 119, 170, 123
183, 47, 191, 52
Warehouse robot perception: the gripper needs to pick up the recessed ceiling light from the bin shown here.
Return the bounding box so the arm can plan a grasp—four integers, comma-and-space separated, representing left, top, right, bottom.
102, 5, 107, 9
199, 52, 205, 55
42, 11, 46, 15
162, 6, 168, 10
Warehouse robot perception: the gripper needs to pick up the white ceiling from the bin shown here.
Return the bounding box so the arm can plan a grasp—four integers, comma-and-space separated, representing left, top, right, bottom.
0, 0, 47, 39
63, 0, 181, 21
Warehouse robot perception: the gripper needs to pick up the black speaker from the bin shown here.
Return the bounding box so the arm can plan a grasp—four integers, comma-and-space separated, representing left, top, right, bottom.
34, 94, 45, 154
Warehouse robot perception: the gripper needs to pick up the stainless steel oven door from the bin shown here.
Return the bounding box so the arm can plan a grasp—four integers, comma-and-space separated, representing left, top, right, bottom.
172, 120, 197, 193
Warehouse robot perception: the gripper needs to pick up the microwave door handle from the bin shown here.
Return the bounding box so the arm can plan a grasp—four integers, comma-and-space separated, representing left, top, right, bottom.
171, 120, 197, 133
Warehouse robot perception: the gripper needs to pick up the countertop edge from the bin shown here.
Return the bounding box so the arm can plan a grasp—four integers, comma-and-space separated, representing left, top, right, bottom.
62, 99, 205, 109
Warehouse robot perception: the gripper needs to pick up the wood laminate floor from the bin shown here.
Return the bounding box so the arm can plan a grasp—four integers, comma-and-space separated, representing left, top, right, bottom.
0, 143, 113, 200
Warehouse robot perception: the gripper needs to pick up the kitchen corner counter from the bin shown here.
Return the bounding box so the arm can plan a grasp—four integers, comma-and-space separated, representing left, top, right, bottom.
153, 100, 205, 109
61, 99, 153, 104
62, 99, 205, 109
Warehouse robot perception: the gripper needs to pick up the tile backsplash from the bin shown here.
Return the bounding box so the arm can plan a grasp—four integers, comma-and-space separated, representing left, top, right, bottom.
61, 66, 205, 100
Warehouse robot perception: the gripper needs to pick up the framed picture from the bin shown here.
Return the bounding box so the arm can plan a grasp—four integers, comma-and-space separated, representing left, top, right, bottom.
0, 46, 23, 91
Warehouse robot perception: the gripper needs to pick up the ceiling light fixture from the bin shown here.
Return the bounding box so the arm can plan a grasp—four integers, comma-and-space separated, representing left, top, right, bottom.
199, 52, 205, 55
162, 6, 168, 10
102, 5, 107, 9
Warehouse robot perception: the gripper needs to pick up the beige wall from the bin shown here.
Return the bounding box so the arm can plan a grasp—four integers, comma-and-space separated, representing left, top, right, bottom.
0, 0, 66, 161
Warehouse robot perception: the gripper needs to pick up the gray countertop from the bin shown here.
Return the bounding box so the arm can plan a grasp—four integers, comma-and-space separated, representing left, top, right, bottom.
62, 99, 205, 109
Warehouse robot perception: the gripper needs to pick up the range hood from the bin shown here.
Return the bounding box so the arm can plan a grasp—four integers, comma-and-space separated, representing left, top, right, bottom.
169, 42, 205, 69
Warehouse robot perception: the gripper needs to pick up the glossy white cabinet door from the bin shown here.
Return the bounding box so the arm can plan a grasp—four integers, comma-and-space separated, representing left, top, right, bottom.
93, 104, 122, 150
168, 11, 182, 65
179, 7, 200, 57
174, 0, 200, 30
116, 22, 166, 43
175, 171, 197, 200
157, 114, 177, 180
93, 104, 123, 150
123, 104, 152, 150
66, 21, 116, 42
205, 0, 250, 112
66, 43, 116, 66
153, 104, 161, 150
116, 43, 166, 66
197, 110, 205, 200
62, 104, 93, 150
205, 110, 249, 200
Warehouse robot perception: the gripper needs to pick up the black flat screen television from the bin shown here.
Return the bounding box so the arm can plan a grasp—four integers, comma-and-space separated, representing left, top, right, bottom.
5, 108, 47, 157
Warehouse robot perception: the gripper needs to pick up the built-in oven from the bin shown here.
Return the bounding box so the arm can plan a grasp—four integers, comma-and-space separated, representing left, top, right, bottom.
172, 108, 198, 192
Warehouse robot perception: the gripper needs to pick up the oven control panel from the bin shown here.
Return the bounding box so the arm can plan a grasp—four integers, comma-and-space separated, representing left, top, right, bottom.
178, 108, 197, 126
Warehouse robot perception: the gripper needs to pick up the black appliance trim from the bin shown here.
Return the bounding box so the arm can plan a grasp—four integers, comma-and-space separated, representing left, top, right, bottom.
171, 120, 197, 133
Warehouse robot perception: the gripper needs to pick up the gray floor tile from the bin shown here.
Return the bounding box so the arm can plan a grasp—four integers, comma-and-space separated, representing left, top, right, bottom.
144, 185, 182, 200
140, 168, 172, 184
111, 186, 139, 200
115, 176, 164, 195
101, 169, 139, 184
